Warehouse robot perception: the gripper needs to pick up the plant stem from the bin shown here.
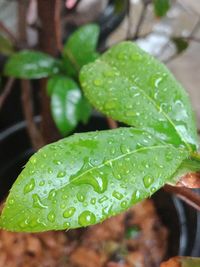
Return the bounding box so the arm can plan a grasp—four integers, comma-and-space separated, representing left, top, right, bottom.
132, 2, 148, 40
0, 78, 15, 109
164, 185, 200, 211
37, 0, 61, 143
21, 80, 44, 150
107, 117, 118, 129
0, 21, 17, 45
17, 0, 44, 150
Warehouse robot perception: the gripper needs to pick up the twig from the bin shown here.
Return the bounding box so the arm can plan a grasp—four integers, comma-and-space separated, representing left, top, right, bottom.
176, 172, 200, 188
107, 117, 118, 129
0, 21, 17, 45
0, 78, 15, 109
133, 2, 148, 40
55, 0, 63, 52
164, 184, 200, 211
126, 0, 132, 39
21, 80, 44, 150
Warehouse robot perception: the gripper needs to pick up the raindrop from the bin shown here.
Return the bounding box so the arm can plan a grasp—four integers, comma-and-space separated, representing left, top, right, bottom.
143, 176, 154, 188
98, 196, 108, 203
8, 198, 15, 205
93, 79, 102, 86
77, 192, 85, 202
53, 159, 62, 165
57, 170, 66, 178
47, 211, 56, 222
120, 144, 130, 154
63, 207, 76, 218
39, 180, 45, 186
111, 147, 116, 155
131, 190, 140, 203
48, 168, 53, 174
112, 191, 123, 200
90, 198, 96, 205
71, 172, 108, 194
48, 189, 57, 200
120, 200, 128, 208
78, 210, 96, 226
24, 178, 35, 194
30, 157, 37, 164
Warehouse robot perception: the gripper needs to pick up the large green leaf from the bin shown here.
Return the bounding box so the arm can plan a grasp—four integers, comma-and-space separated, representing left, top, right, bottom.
80, 41, 198, 151
4, 50, 60, 79
49, 76, 91, 136
0, 127, 189, 232
153, 0, 170, 17
63, 24, 100, 77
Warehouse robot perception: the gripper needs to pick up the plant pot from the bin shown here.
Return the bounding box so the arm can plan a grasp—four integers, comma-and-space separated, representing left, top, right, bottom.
0, 116, 200, 264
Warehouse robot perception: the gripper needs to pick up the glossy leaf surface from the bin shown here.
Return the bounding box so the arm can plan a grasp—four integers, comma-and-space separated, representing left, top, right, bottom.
50, 76, 90, 136
153, 0, 170, 17
63, 24, 100, 77
80, 41, 198, 151
0, 127, 188, 232
4, 50, 60, 79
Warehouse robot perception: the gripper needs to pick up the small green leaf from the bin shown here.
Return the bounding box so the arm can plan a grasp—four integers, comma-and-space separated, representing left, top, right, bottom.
77, 96, 92, 124
0, 34, 14, 56
4, 50, 60, 79
80, 41, 198, 151
125, 226, 140, 239
50, 76, 82, 135
172, 37, 189, 54
47, 75, 61, 96
63, 24, 100, 77
153, 0, 170, 17
0, 127, 189, 232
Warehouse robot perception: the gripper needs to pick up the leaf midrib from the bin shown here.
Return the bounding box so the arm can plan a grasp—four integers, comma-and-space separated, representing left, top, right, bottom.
2, 144, 177, 226
98, 58, 191, 151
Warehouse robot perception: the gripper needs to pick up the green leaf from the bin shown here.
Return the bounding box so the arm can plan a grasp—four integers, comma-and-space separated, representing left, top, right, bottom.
0, 34, 14, 56
153, 0, 170, 17
63, 24, 100, 77
50, 76, 82, 135
47, 75, 61, 96
77, 96, 92, 124
172, 37, 189, 54
80, 41, 198, 151
0, 127, 189, 232
4, 50, 60, 79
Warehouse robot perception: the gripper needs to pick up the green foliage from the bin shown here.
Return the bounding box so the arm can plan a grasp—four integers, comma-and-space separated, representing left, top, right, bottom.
80, 41, 198, 151
153, 0, 170, 17
49, 76, 91, 136
172, 37, 189, 54
0, 33, 14, 56
62, 24, 100, 77
4, 50, 60, 79
3, 24, 100, 135
0, 128, 189, 232
1, 40, 200, 233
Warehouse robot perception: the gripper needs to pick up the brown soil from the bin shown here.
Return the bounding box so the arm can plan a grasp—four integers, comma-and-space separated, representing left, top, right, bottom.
0, 199, 168, 267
